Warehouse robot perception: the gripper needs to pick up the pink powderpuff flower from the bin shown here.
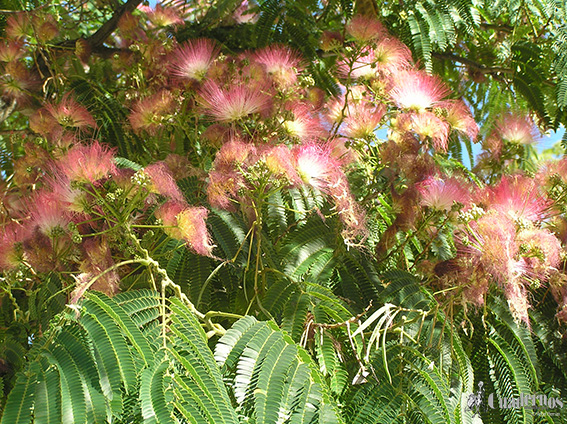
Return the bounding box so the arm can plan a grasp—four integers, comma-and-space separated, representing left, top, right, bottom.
28, 191, 70, 237
517, 228, 561, 279
0, 223, 29, 270
0, 40, 24, 62
233, 0, 259, 24
281, 103, 325, 140
168, 38, 219, 82
480, 174, 550, 223
327, 175, 367, 239
460, 214, 525, 291
155, 200, 187, 240
417, 176, 471, 211
504, 277, 531, 325
339, 47, 380, 80
177, 206, 215, 256
373, 38, 413, 75
146, 4, 184, 27
214, 138, 255, 169
1, 61, 39, 104
293, 143, 339, 191
207, 169, 242, 210
410, 111, 451, 152
143, 162, 185, 202
250, 45, 303, 88
57, 141, 118, 184
496, 113, 540, 145
5, 12, 31, 39
389, 70, 449, 110
129, 90, 175, 134
198, 81, 272, 122
44, 93, 96, 130
346, 15, 388, 43
327, 137, 358, 166
439, 99, 479, 141
264, 145, 301, 184
48, 174, 88, 213
342, 102, 386, 139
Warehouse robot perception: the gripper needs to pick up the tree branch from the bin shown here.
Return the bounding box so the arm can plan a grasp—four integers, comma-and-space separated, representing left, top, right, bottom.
86, 0, 143, 50
432, 52, 513, 76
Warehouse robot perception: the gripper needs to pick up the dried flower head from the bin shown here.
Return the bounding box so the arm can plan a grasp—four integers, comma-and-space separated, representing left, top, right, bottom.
198, 81, 272, 122
169, 38, 219, 82
79, 238, 120, 296
389, 70, 449, 110
0, 40, 24, 62
0, 223, 28, 270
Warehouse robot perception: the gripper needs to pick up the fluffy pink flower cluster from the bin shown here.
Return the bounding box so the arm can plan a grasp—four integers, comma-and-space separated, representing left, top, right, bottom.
430, 174, 561, 324
0, 141, 215, 298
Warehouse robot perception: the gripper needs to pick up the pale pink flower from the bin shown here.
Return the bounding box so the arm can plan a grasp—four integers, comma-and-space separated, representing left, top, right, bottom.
293, 143, 339, 191
346, 15, 387, 43
28, 191, 70, 237
144, 162, 184, 202
155, 200, 187, 240
177, 206, 214, 256
129, 90, 175, 134
207, 169, 241, 210
481, 175, 550, 222
410, 111, 451, 152
44, 93, 96, 130
517, 228, 561, 279
264, 145, 301, 184
342, 102, 385, 138
233, 0, 259, 24
250, 45, 302, 87
339, 47, 380, 80
146, 4, 184, 27
389, 70, 449, 110
57, 141, 117, 184
373, 38, 412, 75
281, 103, 324, 140
417, 176, 471, 211
0, 40, 24, 62
497, 113, 540, 145
155, 201, 214, 256
0, 223, 28, 270
168, 38, 219, 81
198, 81, 272, 122
440, 99, 479, 141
